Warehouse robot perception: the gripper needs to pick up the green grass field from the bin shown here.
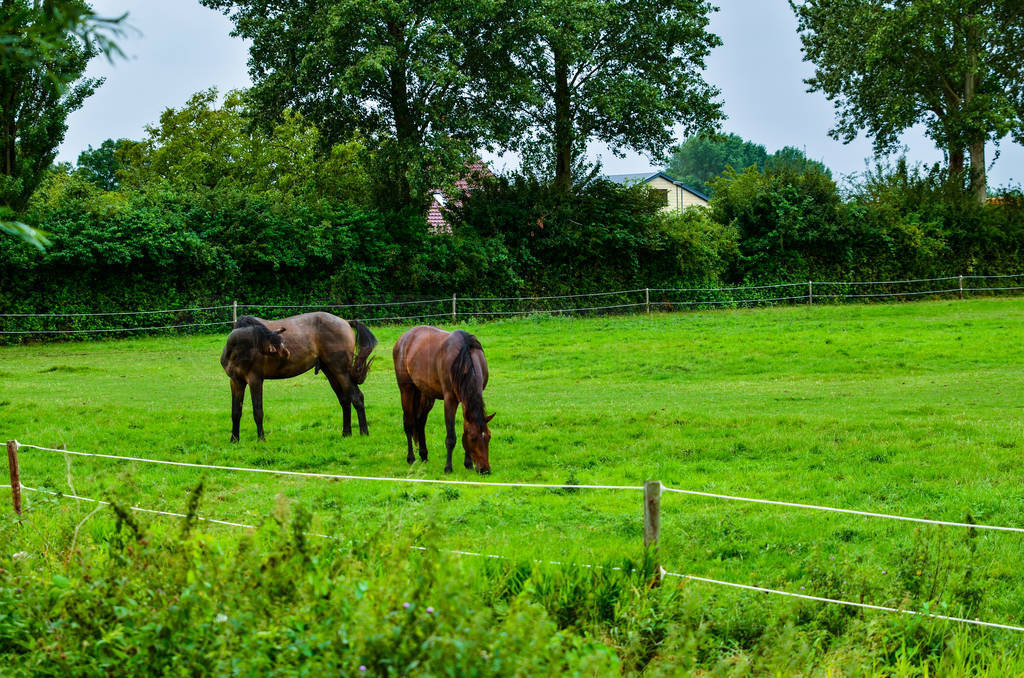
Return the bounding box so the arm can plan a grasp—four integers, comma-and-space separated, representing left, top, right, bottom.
3, 298, 1024, 673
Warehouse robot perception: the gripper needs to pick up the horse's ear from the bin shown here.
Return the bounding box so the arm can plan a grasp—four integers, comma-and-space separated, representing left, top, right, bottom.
484, 412, 495, 424
275, 327, 287, 334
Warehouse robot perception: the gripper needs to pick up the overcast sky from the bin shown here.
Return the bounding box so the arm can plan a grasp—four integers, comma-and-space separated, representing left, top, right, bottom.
58, 0, 1023, 188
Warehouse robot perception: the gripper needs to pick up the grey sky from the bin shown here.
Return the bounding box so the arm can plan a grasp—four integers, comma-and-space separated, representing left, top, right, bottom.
59, 0, 1023, 187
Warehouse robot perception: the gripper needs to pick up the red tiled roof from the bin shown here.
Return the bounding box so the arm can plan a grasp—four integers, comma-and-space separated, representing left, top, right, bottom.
427, 163, 491, 231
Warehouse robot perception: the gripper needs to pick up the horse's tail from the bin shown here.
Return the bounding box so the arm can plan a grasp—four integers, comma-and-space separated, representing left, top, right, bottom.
348, 320, 378, 385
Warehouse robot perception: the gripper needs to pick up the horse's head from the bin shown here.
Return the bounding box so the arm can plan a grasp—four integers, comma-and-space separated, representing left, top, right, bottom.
462, 412, 495, 474
234, 317, 290, 358
260, 327, 289, 358
221, 324, 289, 377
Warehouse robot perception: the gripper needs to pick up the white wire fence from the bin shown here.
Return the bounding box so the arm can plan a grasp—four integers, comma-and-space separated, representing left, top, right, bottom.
2, 273, 1023, 338
7, 440, 1024, 634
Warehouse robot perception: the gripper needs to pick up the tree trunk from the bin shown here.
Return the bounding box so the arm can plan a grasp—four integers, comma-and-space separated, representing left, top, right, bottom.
963, 20, 986, 204
552, 46, 573, 193
969, 139, 986, 204
387, 20, 415, 210
949, 146, 964, 178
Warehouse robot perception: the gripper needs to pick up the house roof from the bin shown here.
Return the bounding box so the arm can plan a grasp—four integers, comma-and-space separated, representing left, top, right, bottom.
427, 162, 491, 230
604, 171, 710, 202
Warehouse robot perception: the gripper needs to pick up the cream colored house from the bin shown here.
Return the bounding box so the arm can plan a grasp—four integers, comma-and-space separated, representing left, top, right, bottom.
606, 172, 709, 212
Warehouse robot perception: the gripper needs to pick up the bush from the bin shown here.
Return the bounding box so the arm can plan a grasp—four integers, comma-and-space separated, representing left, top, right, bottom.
709, 160, 1024, 283
449, 174, 735, 295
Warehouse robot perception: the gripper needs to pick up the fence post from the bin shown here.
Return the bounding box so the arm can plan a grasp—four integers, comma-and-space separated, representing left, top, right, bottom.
6, 440, 21, 516
644, 480, 662, 583
959, 275, 964, 300
452, 294, 457, 322
232, 300, 238, 323
645, 288, 650, 314
808, 280, 813, 305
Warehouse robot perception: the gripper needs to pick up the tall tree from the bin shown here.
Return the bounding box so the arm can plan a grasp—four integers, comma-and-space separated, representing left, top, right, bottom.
792, 0, 1024, 202
74, 136, 127, 190
201, 0, 518, 212
116, 89, 372, 205
665, 134, 830, 197
666, 134, 769, 197
507, 0, 724, 191
0, 0, 119, 249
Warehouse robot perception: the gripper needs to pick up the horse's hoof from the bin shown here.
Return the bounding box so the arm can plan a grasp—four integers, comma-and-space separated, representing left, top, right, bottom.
257, 436, 266, 443
464, 460, 473, 469
444, 465, 453, 474
230, 437, 239, 443
342, 430, 352, 437
407, 456, 415, 465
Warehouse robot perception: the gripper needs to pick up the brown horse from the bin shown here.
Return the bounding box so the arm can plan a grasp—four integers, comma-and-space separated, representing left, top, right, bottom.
393, 326, 494, 474
220, 313, 377, 442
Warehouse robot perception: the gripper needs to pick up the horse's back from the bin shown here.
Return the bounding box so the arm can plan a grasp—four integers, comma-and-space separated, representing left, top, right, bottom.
394, 326, 451, 391
243, 312, 356, 378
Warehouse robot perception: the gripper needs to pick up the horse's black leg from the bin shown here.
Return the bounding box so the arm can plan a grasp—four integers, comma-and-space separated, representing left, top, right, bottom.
230, 378, 246, 442
324, 368, 354, 437
400, 384, 419, 464
443, 395, 458, 474
352, 384, 369, 436
249, 378, 265, 442
416, 395, 435, 463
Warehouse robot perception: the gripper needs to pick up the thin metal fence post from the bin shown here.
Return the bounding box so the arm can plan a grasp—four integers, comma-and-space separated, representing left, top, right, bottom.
644, 480, 662, 583
7, 440, 21, 516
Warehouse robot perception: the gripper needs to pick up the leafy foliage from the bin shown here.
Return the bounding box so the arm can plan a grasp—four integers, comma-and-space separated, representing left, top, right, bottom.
710, 158, 1024, 282
791, 0, 1024, 201
116, 89, 373, 208
0, 0, 102, 213
74, 137, 129, 191
200, 0, 517, 211
504, 0, 724, 189
447, 174, 734, 294
666, 133, 831, 197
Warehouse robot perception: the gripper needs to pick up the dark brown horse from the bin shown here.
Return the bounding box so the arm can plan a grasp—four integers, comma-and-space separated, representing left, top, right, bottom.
221, 313, 377, 442
393, 326, 493, 474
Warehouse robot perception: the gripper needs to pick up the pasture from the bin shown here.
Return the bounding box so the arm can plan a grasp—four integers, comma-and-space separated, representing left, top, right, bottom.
3, 297, 1024, 674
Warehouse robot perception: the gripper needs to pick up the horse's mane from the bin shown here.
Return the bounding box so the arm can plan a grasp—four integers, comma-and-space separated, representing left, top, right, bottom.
234, 315, 264, 329
450, 330, 486, 428
234, 315, 285, 354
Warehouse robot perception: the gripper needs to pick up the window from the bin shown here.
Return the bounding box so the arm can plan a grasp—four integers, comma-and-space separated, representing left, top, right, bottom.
652, 189, 669, 206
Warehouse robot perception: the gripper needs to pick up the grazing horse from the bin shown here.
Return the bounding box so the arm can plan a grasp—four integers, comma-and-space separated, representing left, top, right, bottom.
220, 312, 377, 442
393, 326, 494, 474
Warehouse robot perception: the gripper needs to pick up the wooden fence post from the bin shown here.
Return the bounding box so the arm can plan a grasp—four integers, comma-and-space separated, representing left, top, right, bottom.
808, 280, 813, 305
452, 294, 457, 321
232, 300, 238, 323
959, 275, 964, 300
644, 480, 662, 583
645, 288, 650, 314
7, 440, 21, 516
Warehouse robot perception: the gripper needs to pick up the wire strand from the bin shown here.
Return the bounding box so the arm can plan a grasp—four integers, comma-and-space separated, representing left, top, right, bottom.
661, 485, 1023, 532
665, 572, 1024, 633
16, 443, 642, 491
